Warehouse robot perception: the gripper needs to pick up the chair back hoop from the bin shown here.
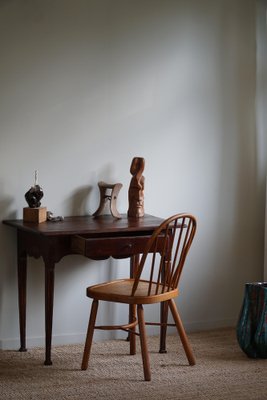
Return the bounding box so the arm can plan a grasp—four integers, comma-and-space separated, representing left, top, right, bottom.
131, 214, 197, 297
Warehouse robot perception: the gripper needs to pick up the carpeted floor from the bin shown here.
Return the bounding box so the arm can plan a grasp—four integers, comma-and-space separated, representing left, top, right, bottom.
0, 328, 266, 400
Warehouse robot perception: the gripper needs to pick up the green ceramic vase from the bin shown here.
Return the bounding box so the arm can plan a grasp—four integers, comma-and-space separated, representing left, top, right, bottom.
236, 282, 267, 358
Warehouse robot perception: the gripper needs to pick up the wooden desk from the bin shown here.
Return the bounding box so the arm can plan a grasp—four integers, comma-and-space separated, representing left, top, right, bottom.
3, 214, 163, 365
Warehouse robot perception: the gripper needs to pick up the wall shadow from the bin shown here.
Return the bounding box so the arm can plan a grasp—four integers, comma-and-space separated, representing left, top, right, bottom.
64, 185, 93, 216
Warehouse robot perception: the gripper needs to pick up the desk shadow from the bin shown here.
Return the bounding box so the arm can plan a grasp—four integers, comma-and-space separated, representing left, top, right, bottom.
0, 195, 18, 326
0, 196, 17, 220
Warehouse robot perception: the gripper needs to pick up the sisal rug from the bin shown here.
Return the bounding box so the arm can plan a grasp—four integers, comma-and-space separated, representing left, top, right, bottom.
0, 328, 266, 400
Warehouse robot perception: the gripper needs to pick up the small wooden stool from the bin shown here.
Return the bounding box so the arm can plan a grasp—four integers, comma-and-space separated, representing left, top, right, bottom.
93, 181, 122, 219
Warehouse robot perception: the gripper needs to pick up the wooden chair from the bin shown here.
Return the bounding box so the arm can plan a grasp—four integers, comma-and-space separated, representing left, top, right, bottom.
81, 213, 197, 381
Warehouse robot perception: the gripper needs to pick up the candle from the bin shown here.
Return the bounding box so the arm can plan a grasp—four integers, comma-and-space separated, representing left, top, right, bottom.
34, 170, 38, 187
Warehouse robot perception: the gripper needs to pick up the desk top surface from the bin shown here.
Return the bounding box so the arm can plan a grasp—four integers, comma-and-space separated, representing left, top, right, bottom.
2, 214, 164, 237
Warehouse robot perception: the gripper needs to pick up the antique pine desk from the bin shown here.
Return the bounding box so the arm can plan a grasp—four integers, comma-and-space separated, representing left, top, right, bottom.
3, 214, 164, 365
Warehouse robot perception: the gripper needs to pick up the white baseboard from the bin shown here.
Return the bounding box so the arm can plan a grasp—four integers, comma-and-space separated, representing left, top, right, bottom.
0, 318, 237, 350
0, 333, 86, 350
184, 318, 237, 332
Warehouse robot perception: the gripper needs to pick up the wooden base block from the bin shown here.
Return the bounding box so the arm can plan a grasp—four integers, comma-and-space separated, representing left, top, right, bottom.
23, 207, 47, 223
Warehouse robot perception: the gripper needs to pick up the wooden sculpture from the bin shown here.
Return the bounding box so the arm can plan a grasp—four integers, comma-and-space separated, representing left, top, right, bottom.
127, 157, 145, 218
23, 170, 47, 223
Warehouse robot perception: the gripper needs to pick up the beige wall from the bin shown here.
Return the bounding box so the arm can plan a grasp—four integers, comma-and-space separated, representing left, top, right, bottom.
0, 0, 265, 349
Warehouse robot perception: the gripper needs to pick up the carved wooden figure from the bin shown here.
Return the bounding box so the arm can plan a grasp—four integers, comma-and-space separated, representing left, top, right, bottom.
127, 157, 145, 218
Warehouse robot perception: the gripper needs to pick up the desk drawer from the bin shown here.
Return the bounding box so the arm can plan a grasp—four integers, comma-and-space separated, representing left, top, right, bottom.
71, 235, 151, 260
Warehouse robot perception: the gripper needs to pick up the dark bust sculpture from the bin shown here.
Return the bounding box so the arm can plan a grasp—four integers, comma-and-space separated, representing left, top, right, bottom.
25, 170, 44, 208
25, 185, 43, 208
127, 157, 145, 218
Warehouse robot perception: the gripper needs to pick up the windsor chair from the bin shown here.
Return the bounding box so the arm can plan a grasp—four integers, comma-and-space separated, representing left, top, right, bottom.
81, 213, 197, 381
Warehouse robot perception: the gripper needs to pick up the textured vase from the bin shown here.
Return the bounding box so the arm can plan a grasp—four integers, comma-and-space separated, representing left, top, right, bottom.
236, 282, 267, 358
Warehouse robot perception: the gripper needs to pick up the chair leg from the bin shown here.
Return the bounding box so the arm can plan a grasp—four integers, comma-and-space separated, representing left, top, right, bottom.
137, 304, 151, 381
168, 299, 196, 366
129, 304, 137, 355
159, 301, 168, 353
159, 262, 168, 353
128, 254, 139, 354
81, 299, 99, 370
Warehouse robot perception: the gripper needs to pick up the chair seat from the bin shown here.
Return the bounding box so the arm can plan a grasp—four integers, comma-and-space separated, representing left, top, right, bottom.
87, 278, 178, 304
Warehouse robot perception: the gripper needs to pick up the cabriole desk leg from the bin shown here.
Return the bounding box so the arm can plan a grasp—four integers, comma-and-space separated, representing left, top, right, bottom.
44, 261, 55, 365
17, 240, 27, 352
